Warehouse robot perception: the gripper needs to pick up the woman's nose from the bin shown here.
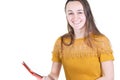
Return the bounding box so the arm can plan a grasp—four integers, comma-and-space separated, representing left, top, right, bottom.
73, 14, 79, 21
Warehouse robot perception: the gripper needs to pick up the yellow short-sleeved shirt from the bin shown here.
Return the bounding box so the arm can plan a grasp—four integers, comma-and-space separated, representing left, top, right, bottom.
52, 35, 114, 80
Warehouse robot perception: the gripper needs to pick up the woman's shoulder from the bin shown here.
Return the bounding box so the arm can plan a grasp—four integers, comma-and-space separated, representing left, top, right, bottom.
55, 36, 61, 43
56, 33, 68, 39
54, 33, 71, 44
56, 33, 70, 41
93, 34, 110, 42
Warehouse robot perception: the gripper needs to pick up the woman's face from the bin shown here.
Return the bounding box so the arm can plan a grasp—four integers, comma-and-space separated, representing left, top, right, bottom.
66, 1, 86, 31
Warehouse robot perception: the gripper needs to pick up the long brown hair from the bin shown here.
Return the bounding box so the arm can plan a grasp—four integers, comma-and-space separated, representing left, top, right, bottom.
61, 0, 102, 47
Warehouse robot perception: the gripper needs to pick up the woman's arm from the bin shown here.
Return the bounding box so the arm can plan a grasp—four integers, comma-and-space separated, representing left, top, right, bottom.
34, 62, 62, 80
47, 62, 62, 80
96, 60, 114, 80
32, 62, 61, 80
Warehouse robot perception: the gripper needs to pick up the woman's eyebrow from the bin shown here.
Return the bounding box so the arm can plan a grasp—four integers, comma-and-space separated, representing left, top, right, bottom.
67, 9, 83, 12
77, 9, 84, 11
67, 10, 73, 12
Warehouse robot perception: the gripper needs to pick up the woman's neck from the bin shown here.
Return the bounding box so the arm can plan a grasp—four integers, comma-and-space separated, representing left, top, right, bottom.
74, 28, 85, 39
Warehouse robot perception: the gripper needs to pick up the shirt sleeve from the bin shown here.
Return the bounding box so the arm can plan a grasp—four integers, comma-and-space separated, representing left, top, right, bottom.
97, 35, 114, 62
51, 37, 62, 63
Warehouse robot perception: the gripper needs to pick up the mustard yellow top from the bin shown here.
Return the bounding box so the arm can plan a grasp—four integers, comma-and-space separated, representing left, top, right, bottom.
52, 35, 114, 80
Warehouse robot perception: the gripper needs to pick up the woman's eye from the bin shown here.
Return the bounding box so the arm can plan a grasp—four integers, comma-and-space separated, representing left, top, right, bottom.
68, 13, 74, 15
78, 12, 83, 14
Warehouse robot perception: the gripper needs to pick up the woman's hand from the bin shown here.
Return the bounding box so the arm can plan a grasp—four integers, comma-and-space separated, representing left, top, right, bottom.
33, 75, 54, 80
96, 76, 114, 80
32, 71, 43, 80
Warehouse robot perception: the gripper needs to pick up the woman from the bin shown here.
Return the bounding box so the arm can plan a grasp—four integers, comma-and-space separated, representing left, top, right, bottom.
33, 0, 114, 80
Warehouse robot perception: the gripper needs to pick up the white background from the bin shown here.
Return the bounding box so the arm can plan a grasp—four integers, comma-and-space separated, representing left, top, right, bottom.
0, 0, 120, 80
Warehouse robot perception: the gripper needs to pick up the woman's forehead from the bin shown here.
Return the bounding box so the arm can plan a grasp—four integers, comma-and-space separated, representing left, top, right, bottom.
66, 1, 84, 11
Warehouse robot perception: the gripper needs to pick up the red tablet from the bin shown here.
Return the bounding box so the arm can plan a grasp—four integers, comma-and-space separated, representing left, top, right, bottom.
22, 61, 43, 78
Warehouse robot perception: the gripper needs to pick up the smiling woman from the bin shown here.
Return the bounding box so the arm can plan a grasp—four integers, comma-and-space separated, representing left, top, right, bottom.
1, 0, 120, 80
32, 0, 114, 80
65, 1, 86, 31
